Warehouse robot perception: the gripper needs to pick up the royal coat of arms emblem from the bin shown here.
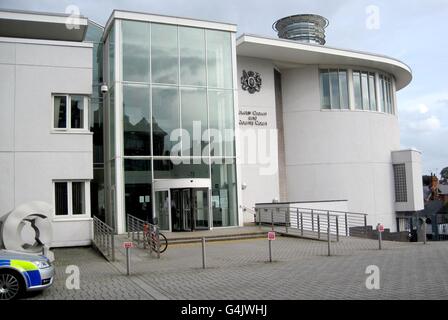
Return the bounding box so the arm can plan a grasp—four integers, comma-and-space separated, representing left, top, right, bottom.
241, 70, 262, 94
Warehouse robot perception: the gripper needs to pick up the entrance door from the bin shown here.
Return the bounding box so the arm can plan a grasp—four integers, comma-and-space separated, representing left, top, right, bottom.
171, 188, 209, 231
154, 190, 170, 231
193, 188, 209, 230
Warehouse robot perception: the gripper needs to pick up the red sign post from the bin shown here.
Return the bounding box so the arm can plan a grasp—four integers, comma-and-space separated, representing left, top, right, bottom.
123, 242, 134, 275
267, 231, 276, 263
123, 242, 134, 249
377, 224, 384, 250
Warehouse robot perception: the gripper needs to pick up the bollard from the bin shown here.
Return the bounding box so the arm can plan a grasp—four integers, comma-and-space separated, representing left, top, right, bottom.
336, 216, 339, 242
378, 229, 382, 250
317, 215, 321, 239
268, 239, 272, 263
300, 212, 304, 237
202, 237, 206, 269
311, 210, 314, 232
267, 231, 275, 262
345, 213, 348, 237
423, 221, 427, 245
377, 224, 384, 250
126, 247, 131, 276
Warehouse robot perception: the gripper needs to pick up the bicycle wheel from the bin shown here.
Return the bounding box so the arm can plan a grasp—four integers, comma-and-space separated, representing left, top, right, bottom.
158, 233, 168, 253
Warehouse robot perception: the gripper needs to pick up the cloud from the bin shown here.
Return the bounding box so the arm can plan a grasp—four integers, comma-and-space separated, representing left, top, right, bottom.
407, 115, 441, 132
418, 104, 429, 114
401, 103, 430, 114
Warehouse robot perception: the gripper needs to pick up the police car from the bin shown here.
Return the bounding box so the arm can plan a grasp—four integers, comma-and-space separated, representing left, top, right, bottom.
0, 249, 55, 300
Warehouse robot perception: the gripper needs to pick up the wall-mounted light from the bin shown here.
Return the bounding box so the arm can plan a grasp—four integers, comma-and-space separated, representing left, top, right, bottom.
241, 183, 247, 190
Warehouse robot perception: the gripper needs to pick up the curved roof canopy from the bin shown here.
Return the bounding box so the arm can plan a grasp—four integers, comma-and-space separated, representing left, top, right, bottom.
237, 34, 412, 90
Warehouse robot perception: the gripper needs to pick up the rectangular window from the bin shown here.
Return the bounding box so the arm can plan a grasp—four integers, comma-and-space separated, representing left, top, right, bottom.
386, 80, 393, 114
379, 75, 386, 113
72, 182, 85, 215
70, 95, 85, 129
209, 90, 235, 157
54, 95, 67, 128
320, 70, 331, 109
361, 72, 369, 110
379, 74, 394, 114
393, 164, 407, 202
54, 181, 89, 217
339, 70, 349, 109
211, 160, 238, 227
55, 182, 68, 215
368, 73, 377, 111
124, 159, 152, 223
319, 68, 348, 109
353, 71, 362, 110
122, 20, 150, 82
153, 160, 210, 179
206, 30, 233, 89
151, 23, 178, 85
152, 86, 179, 156
123, 85, 151, 156
53, 95, 88, 130
179, 27, 206, 86
181, 87, 208, 156
329, 69, 340, 109
385, 79, 390, 113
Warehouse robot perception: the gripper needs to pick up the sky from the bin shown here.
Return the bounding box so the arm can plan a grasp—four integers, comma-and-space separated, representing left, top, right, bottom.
1, 0, 447, 175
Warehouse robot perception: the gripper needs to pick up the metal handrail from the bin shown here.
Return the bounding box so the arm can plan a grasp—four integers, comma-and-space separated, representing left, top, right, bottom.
127, 214, 160, 258
255, 205, 369, 240
92, 216, 115, 261
241, 205, 258, 222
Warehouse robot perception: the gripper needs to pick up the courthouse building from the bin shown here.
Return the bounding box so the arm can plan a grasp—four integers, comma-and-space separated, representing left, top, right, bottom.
0, 9, 423, 246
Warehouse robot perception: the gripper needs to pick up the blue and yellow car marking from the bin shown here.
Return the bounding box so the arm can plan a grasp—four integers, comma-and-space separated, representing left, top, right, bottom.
0, 259, 41, 287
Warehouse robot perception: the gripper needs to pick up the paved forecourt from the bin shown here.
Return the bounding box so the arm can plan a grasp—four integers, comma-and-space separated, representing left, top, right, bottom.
28, 235, 448, 300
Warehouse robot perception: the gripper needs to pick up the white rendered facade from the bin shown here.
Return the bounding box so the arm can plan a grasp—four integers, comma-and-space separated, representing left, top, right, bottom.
0, 10, 93, 247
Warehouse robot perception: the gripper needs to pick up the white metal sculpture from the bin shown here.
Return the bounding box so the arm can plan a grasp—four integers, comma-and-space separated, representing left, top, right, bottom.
0, 201, 53, 259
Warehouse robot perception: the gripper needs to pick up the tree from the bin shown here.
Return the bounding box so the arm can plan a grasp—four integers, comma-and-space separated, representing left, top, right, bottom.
441, 167, 448, 183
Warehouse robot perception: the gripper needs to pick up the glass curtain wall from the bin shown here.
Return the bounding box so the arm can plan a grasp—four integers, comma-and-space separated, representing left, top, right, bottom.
115, 20, 237, 228
86, 22, 106, 221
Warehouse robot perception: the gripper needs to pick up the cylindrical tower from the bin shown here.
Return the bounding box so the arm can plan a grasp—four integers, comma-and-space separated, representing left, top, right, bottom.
273, 14, 329, 45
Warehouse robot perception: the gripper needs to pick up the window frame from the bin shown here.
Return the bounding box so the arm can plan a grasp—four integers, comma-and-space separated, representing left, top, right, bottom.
53, 180, 91, 219
378, 73, 395, 115
320, 66, 395, 115
52, 94, 90, 132
319, 68, 349, 110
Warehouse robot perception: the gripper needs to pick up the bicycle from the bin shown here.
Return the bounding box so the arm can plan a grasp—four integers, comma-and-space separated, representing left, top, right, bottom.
143, 223, 168, 254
